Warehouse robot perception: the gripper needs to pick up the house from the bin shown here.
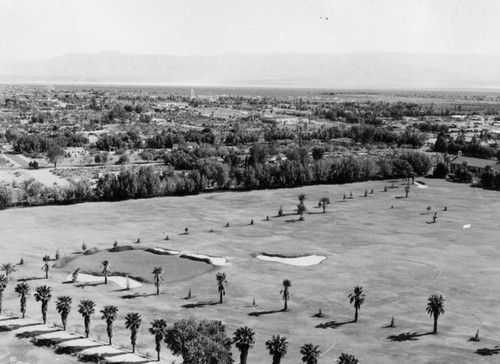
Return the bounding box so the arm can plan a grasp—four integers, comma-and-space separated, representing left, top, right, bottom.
449, 154, 499, 175
64, 147, 86, 157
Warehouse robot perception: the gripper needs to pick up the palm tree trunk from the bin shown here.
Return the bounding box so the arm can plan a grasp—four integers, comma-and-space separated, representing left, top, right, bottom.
157, 349, 160, 361
220, 291, 223, 304
21, 297, 26, 318
85, 317, 90, 337
354, 307, 358, 322
156, 284, 159, 295
272, 354, 281, 364
0, 292, 3, 314
108, 325, 112, 345
240, 348, 248, 364
433, 316, 438, 334
104, 274, 108, 284
284, 299, 288, 311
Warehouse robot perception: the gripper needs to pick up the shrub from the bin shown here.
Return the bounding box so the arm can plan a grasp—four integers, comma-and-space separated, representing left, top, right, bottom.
82, 242, 87, 251
278, 206, 284, 217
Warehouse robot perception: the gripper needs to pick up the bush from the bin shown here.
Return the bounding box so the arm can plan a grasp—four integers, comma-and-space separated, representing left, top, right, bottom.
82, 242, 87, 251
278, 205, 284, 217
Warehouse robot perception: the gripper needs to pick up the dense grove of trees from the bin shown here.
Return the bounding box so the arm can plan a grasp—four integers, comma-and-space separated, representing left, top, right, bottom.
13, 132, 88, 154
433, 132, 498, 159
0, 150, 433, 208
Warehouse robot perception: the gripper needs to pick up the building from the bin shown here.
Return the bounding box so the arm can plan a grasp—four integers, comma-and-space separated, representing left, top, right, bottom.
449, 154, 499, 175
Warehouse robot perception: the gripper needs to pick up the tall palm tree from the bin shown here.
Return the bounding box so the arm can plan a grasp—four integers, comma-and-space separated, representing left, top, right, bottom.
319, 197, 330, 213
300, 343, 321, 364
101, 305, 119, 345
1, 263, 17, 278
152, 266, 163, 295
281, 279, 291, 311
348, 286, 365, 322
42, 255, 50, 279
34, 285, 52, 324
426, 294, 445, 334
14, 282, 30, 318
101, 260, 110, 284
125, 312, 142, 353
233, 326, 255, 364
78, 299, 96, 338
0, 275, 8, 314
149, 318, 167, 361
265, 335, 288, 364
55, 296, 72, 330
216, 272, 228, 304
338, 353, 359, 364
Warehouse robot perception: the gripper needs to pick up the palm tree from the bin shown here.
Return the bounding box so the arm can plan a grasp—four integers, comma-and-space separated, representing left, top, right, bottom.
34, 285, 52, 324
319, 197, 330, 213
265, 335, 288, 364
152, 266, 163, 295
149, 318, 167, 361
297, 194, 307, 219
281, 279, 291, 311
42, 255, 50, 279
1, 263, 17, 278
426, 294, 445, 334
78, 299, 96, 338
348, 286, 365, 322
125, 312, 142, 353
233, 326, 255, 364
338, 353, 359, 364
216, 272, 227, 304
14, 282, 30, 318
101, 260, 110, 284
55, 296, 72, 330
300, 343, 321, 364
101, 305, 119, 345
0, 275, 8, 314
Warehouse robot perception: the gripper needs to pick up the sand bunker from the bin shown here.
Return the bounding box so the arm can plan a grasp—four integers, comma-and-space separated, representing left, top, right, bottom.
256, 254, 326, 266
181, 253, 227, 266
463, 224, 471, 229
66, 273, 142, 289
148, 247, 181, 255
414, 181, 428, 188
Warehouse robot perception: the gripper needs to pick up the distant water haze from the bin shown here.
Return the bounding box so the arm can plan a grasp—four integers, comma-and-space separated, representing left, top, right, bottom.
2, 51, 500, 90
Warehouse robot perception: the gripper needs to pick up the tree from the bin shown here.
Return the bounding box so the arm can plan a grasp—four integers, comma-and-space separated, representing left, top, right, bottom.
55, 296, 72, 330
265, 335, 288, 364
78, 299, 96, 338
338, 353, 359, 364
101, 260, 110, 284
319, 197, 330, 213
14, 282, 30, 318
101, 305, 119, 345
281, 279, 291, 311
216, 272, 227, 304
312, 146, 325, 161
152, 266, 164, 295
233, 326, 255, 364
46, 144, 65, 168
300, 343, 321, 364
426, 294, 445, 334
0, 275, 7, 314
125, 312, 142, 353
42, 255, 50, 279
0, 263, 16, 278
297, 194, 307, 219
349, 286, 366, 322
34, 285, 52, 324
405, 185, 410, 198
165, 318, 233, 364
149, 318, 168, 361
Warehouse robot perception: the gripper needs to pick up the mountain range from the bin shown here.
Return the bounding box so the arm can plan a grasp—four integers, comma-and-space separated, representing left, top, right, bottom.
2, 52, 500, 89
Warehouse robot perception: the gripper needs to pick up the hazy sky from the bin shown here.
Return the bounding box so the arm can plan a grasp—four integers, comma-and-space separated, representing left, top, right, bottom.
1, 0, 500, 61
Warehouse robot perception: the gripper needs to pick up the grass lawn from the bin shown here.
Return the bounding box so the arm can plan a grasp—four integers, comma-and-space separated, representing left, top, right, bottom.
0, 178, 499, 363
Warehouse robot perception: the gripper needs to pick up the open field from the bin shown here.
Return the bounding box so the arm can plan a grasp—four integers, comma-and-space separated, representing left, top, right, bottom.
0, 178, 500, 363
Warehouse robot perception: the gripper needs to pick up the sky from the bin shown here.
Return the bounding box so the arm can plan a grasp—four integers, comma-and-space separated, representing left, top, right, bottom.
1, 0, 500, 62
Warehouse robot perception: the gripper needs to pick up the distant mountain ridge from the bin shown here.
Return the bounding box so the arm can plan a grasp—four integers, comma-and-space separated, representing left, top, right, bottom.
2, 51, 500, 89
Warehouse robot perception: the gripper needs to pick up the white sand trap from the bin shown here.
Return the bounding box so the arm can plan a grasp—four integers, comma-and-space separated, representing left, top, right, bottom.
463, 224, 471, 229
66, 273, 142, 288
414, 181, 428, 188
151, 247, 181, 254
105, 353, 151, 363
80, 346, 124, 356
182, 253, 227, 266
257, 254, 326, 266
37, 331, 76, 340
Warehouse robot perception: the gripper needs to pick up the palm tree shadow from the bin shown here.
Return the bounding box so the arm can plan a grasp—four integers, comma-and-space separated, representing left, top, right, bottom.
2, 322, 43, 331
17, 277, 45, 282
248, 309, 284, 317
182, 300, 219, 309
16, 329, 60, 339
475, 346, 500, 356
315, 319, 355, 329
0, 317, 19, 322
121, 292, 156, 299
54, 344, 103, 355
387, 332, 432, 342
